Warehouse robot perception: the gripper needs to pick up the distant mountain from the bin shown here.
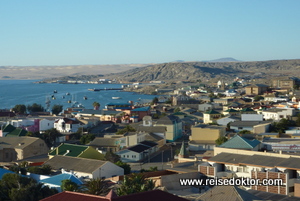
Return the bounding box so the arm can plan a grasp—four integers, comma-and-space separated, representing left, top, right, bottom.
41, 59, 300, 83
203, 57, 240, 62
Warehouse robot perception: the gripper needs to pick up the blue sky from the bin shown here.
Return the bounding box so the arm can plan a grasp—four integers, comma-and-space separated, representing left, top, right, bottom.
1, 0, 299, 66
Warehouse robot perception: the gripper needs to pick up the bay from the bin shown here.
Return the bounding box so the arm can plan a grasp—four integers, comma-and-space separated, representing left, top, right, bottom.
0, 80, 156, 111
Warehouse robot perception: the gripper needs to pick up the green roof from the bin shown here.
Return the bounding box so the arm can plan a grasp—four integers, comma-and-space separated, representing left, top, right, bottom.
49, 144, 88, 157
3, 124, 27, 137
6, 128, 27, 137
219, 135, 260, 149
204, 110, 220, 114
224, 109, 238, 112
241, 108, 254, 112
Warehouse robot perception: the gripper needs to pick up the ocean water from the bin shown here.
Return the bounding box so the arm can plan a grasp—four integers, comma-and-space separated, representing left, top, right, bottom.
0, 80, 155, 111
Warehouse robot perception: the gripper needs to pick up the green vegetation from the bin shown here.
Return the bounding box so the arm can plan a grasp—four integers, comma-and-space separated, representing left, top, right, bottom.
140, 166, 158, 173
105, 151, 121, 163
61, 179, 79, 192
215, 136, 228, 145
253, 95, 264, 101
12, 104, 26, 114
80, 178, 109, 196
93, 102, 100, 110
27, 103, 44, 113
116, 125, 136, 134
117, 173, 156, 196
115, 161, 131, 175
42, 128, 62, 148
80, 133, 96, 145
0, 173, 58, 201
27, 165, 52, 175
151, 97, 159, 105
270, 118, 295, 133
238, 130, 252, 134
51, 104, 63, 115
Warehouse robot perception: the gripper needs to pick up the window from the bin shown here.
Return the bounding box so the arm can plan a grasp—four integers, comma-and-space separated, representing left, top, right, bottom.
5, 153, 8, 159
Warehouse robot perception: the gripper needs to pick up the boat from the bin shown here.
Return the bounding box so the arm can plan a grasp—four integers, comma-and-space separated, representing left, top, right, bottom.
68, 100, 72, 103
88, 88, 101, 91
62, 96, 65, 99
83, 96, 88, 100
52, 96, 56, 100
66, 92, 70, 95
112, 97, 121, 99
53, 90, 57, 93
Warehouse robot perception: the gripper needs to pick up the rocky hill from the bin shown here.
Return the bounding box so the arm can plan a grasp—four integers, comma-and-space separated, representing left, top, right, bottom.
38, 59, 300, 83
104, 59, 300, 82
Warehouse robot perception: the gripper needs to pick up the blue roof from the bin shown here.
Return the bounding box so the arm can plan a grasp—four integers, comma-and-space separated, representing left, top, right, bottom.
219, 135, 260, 149
131, 106, 150, 112
0, 168, 15, 179
40, 173, 83, 186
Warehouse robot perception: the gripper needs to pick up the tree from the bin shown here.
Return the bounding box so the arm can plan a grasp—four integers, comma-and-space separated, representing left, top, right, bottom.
238, 130, 252, 134
254, 95, 264, 101
116, 125, 136, 134
105, 151, 121, 163
151, 97, 159, 105
115, 161, 131, 175
93, 102, 100, 110
51, 104, 63, 115
80, 178, 109, 196
116, 173, 156, 196
0, 173, 57, 201
141, 166, 158, 173
215, 136, 228, 145
80, 133, 95, 145
27, 165, 52, 175
42, 128, 61, 147
61, 179, 79, 192
27, 103, 44, 113
12, 104, 26, 114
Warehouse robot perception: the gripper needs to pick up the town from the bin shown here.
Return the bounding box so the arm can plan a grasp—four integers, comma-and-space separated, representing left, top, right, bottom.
1, 76, 300, 200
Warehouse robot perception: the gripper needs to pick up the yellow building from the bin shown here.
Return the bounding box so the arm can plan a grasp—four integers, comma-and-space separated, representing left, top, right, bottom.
189, 124, 226, 151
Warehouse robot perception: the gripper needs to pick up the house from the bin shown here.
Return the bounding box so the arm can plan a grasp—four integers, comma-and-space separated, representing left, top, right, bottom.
222, 108, 239, 116
0, 111, 16, 121
1, 124, 28, 137
40, 172, 83, 192
43, 155, 124, 179
245, 84, 269, 95
218, 135, 261, 151
40, 189, 189, 201
130, 106, 151, 121
216, 116, 240, 126
39, 118, 56, 132
49, 143, 105, 160
213, 98, 233, 105
189, 124, 226, 151
0, 137, 49, 162
262, 138, 300, 152
240, 107, 257, 114
261, 108, 295, 121
198, 103, 214, 112
116, 141, 158, 163
76, 109, 122, 123
230, 121, 271, 134
196, 185, 262, 201
154, 115, 182, 142
54, 118, 83, 133
88, 137, 120, 153
199, 152, 300, 196
203, 110, 222, 124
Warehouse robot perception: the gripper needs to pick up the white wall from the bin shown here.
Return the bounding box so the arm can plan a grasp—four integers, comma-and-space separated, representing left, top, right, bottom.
40, 119, 55, 131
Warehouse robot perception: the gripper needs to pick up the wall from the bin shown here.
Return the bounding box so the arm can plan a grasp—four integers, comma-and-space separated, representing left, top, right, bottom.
21, 138, 49, 159
160, 172, 200, 190
99, 162, 124, 178
191, 127, 225, 142
214, 147, 300, 158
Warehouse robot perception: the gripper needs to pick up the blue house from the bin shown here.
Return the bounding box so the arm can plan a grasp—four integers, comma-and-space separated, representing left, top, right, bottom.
40, 173, 83, 192
219, 135, 261, 151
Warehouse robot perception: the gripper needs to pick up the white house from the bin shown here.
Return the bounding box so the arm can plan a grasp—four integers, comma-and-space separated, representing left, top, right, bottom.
54, 118, 82, 133
39, 119, 55, 132
44, 155, 124, 179
262, 108, 294, 121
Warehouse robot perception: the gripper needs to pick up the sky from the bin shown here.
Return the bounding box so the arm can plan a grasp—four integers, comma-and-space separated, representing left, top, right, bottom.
0, 0, 300, 66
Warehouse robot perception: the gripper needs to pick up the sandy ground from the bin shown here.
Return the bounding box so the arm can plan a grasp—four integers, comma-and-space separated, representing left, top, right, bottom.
0, 64, 149, 80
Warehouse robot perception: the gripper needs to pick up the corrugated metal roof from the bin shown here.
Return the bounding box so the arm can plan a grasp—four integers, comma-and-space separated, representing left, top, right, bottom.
219, 135, 260, 149
40, 173, 83, 186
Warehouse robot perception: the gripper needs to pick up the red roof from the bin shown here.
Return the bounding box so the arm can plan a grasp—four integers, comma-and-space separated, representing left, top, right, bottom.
40, 191, 109, 201
41, 190, 188, 201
